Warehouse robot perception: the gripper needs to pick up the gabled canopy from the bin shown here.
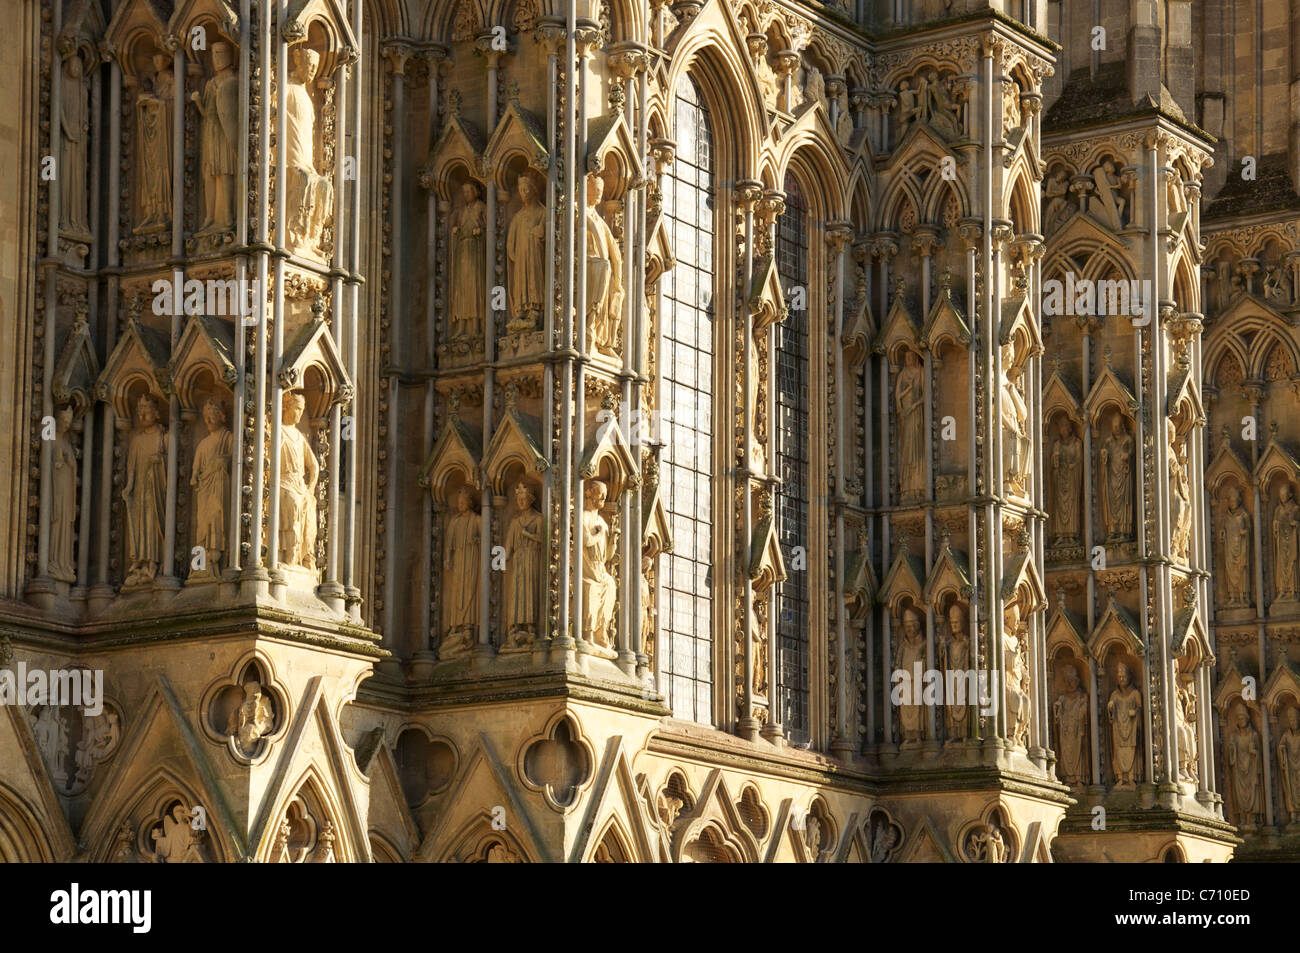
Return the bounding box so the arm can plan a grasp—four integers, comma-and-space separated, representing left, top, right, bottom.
641, 474, 673, 558
1041, 366, 1081, 424
52, 317, 101, 415
1086, 594, 1144, 662
1205, 440, 1250, 497
921, 287, 969, 351
480, 409, 548, 496
167, 0, 240, 47
1045, 600, 1088, 656
580, 413, 640, 499
875, 291, 920, 364
420, 416, 483, 505
585, 111, 644, 187
1254, 439, 1300, 492
842, 288, 876, 368
923, 540, 971, 605
1213, 649, 1256, 713
96, 319, 171, 420
844, 537, 878, 619
170, 314, 236, 409
1085, 361, 1136, 428
427, 109, 486, 195
879, 546, 924, 615
748, 500, 786, 592
483, 99, 550, 180
1263, 658, 1300, 713
279, 311, 352, 415
748, 255, 787, 333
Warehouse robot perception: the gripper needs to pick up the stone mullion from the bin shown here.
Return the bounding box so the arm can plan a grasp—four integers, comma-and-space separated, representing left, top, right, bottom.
828, 222, 853, 754
736, 181, 760, 740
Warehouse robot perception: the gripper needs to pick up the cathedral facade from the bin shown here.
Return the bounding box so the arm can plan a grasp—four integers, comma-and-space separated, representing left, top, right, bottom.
0, 0, 1295, 863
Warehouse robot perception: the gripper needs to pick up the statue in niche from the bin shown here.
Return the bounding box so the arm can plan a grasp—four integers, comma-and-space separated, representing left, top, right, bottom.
1053, 663, 1089, 788
1168, 424, 1192, 561
190, 397, 233, 576
581, 479, 618, 649
1049, 417, 1082, 544
1218, 486, 1252, 606
123, 394, 167, 587
286, 47, 333, 251
152, 804, 205, 863
74, 708, 120, 789
835, 87, 852, 146
1278, 706, 1300, 824
940, 602, 970, 741
49, 402, 78, 583
753, 596, 768, 696
136, 53, 173, 230
894, 606, 925, 745
895, 349, 925, 498
1274, 483, 1300, 600
59, 53, 90, 236
1043, 168, 1072, 234
965, 819, 1007, 863
897, 78, 922, 134
1264, 262, 1293, 307
755, 50, 779, 107
503, 480, 542, 646
441, 484, 479, 656
1002, 80, 1022, 133
1090, 160, 1126, 230
925, 71, 961, 139
191, 41, 238, 233
1003, 601, 1031, 748
32, 705, 69, 790
585, 173, 624, 357
506, 174, 547, 332
1175, 680, 1198, 783
449, 180, 486, 340
1106, 661, 1142, 789
802, 64, 825, 110
1099, 417, 1134, 541
226, 679, 275, 755
1225, 706, 1262, 827
1000, 344, 1030, 494
278, 392, 318, 570
640, 555, 654, 655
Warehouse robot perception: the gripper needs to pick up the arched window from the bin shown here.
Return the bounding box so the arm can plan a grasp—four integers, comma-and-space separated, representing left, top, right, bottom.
659, 75, 715, 724
775, 173, 810, 740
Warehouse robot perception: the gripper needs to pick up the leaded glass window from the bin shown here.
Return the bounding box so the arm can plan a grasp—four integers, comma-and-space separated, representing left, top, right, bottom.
775, 173, 810, 741
659, 75, 715, 724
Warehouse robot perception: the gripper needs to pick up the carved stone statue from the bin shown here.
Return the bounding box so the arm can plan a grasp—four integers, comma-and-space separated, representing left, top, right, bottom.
190, 398, 233, 576
503, 481, 542, 646
1175, 680, 1198, 783
191, 41, 239, 233
449, 180, 486, 339
1053, 664, 1089, 788
835, 87, 853, 146
123, 394, 167, 587
1219, 486, 1252, 606
1225, 706, 1262, 827
33, 705, 69, 789
640, 555, 654, 655
1090, 160, 1126, 229
1278, 706, 1300, 824
49, 403, 78, 583
585, 173, 624, 357
152, 804, 204, 863
895, 606, 925, 745
1274, 483, 1300, 600
1168, 423, 1192, 561
802, 64, 825, 110
506, 174, 547, 332
59, 53, 90, 236
1000, 344, 1030, 494
227, 679, 275, 755
136, 54, 173, 230
940, 602, 970, 741
1100, 416, 1134, 541
1043, 167, 1072, 234
581, 479, 618, 649
1264, 262, 1293, 307
925, 71, 961, 139
278, 392, 318, 570
1049, 417, 1082, 544
897, 78, 922, 134
442, 484, 479, 655
1106, 661, 1142, 789
895, 349, 925, 499
1003, 601, 1031, 748
285, 47, 333, 251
